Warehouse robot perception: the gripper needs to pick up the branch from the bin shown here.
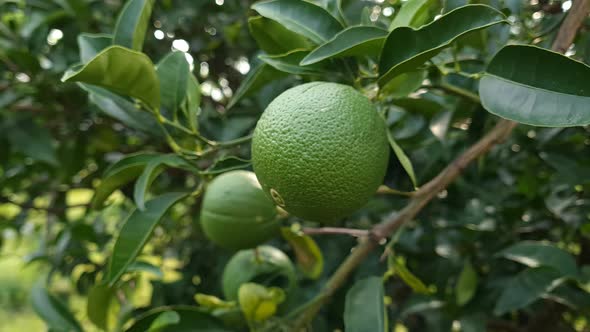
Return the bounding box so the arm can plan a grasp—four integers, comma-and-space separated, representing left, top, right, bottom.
290, 1, 590, 329
302, 227, 369, 237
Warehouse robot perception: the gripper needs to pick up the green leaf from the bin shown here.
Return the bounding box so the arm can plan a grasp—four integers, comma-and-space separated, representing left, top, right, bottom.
5, 118, 58, 166
87, 284, 115, 330
126, 260, 164, 278
251, 0, 344, 44
227, 63, 286, 109
62, 45, 160, 111
456, 260, 478, 306
80, 84, 161, 134
380, 70, 427, 98
31, 283, 83, 332
494, 267, 565, 315
344, 277, 387, 332
77, 33, 111, 63
388, 256, 431, 294
259, 49, 328, 75
125, 306, 230, 332
389, 0, 434, 31
497, 241, 578, 276
386, 130, 418, 188
201, 156, 251, 175
300, 26, 387, 65
107, 192, 188, 286
113, 0, 154, 51
91, 152, 160, 209
134, 154, 195, 210
148, 311, 180, 332
182, 74, 201, 130
281, 227, 324, 279
479, 45, 590, 127
248, 16, 313, 54
156, 51, 189, 114
379, 5, 506, 85
238, 283, 285, 323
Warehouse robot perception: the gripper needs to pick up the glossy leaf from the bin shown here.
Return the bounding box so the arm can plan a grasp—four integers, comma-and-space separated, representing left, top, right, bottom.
248, 16, 313, 54
456, 260, 478, 306
380, 70, 427, 98
91, 152, 159, 209
387, 130, 418, 188
251, 0, 344, 44
87, 284, 115, 330
479, 45, 590, 127
134, 154, 195, 210
148, 311, 180, 331
379, 5, 506, 85
182, 74, 201, 130
497, 241, 577, 276
157, 51, 189, 114
125, 306, 229, 332
113, 0, 154, 51
62, 46, 160, 111
259, 49, 328, 75
5, 118, 58, 166
281, 227, 324, 279
80, 84, 161, 134
344, 277, 387, 332
227, 63, 286, 109
78, 33, 111, 63
31, 283, 83, 332
494, 267, 564, 315
300, 26, 387, 65
389, 0, 433, 30
107, 192, 188, 286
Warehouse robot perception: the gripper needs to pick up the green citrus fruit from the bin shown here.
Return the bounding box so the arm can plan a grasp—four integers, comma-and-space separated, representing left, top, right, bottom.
200, 170, 280, 250
251, 82, 390, 223
222, 245, 296, 301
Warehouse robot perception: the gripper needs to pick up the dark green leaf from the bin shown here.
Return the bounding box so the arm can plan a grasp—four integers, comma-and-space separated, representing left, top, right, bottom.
107, 192, 188, 286
91, 152, 160, 209
344, 277, 387, 332
148, 311, 180, 331
494, 267, 564, 315
380, 70, 427, 98
479, 45, 590, 127
125, 306, 230, 332
389, 0, 434, 30
156, 51, 189, 114
300, 26, 387, 65
113, 0, 154, 51
182, 74, 201, 130
248, 16, 313, 54
259, 49, 328, 75
379, 5, 506, 85
87, 284, 115, 330
227, 63, 286, 109
80, 84, 161, 134
5, 119, 58, 166
31, 283, 83, 332
543, 284, 590, 312
251, 0, 344, 44
62, 46, 160, 111
456, 260, 478, 306
281, 227, 324, 279
497, 241, 577, 276
387, 130, 418, 188
77, 33, 111, 63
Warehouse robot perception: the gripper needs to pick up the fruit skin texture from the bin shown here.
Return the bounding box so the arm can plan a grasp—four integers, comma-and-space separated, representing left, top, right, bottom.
222, 245, 296, 301
252, 82, 390, 223
200, 170, 279, 250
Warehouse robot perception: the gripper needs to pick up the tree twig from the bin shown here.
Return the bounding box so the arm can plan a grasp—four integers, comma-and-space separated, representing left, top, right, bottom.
289, 1, 590, 329
302, 227, 369, 237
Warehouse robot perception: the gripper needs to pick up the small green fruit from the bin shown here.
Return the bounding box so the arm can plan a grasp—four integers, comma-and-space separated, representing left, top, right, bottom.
222, 245, 296, 301
200, 170, 279, 250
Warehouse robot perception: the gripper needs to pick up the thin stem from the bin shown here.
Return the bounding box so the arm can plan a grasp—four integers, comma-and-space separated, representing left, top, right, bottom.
302, 227, 369, 238
424, 83, 481, 104
214, 134, 253, 148
376, 185, 416, 197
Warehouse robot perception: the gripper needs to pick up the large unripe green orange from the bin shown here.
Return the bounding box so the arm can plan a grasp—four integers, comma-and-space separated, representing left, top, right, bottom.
200, 170, 279, 250
252, 82, 390, 223
221, 245, 296, 301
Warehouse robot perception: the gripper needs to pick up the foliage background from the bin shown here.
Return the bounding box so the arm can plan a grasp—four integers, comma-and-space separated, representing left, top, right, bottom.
0, 0, 589, 331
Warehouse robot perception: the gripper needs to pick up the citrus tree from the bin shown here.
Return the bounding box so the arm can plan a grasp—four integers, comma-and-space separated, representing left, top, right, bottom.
1, 0, 590, 331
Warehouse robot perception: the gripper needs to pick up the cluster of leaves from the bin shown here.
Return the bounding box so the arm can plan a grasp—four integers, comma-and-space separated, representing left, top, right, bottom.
1, 0, 589, 331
